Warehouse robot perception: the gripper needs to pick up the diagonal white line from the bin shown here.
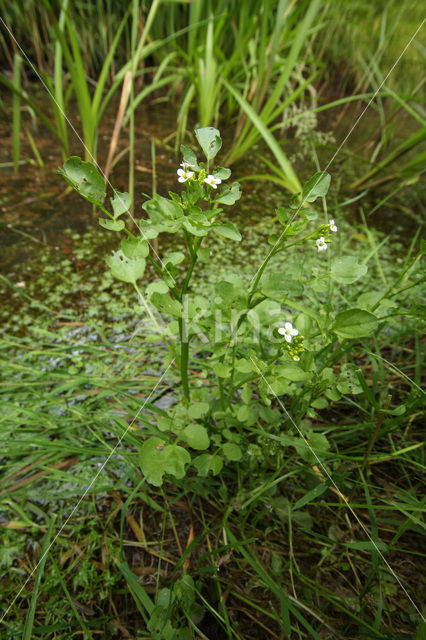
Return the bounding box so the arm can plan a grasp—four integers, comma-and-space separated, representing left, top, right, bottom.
0, 15, 174, 282
249, 17, 426, 288
240, 19, 426, 623
0, 358, 175, 625
1, 7, 424, 630
249, 356, 425, 622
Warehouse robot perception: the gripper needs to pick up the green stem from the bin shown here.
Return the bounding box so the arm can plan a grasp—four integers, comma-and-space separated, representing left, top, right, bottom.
178, 233, 203, 404
179, 320, 190, 403
181, 237, 202, 298
147, 255, 180, 301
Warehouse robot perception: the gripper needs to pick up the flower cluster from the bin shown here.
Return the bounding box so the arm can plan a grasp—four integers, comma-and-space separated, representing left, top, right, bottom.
315, 219, 338, 252
177, 159, 222, 190
277, 321, 304, 361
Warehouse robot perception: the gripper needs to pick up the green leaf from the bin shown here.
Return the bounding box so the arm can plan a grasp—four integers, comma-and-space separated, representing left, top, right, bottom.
193, 453, 223, 476
302, 171, 331, 202
237, 405, 251, 422
222, 442, 242, 461
182, 218, 209, 237
295, 432, 330, 463
212, 362, 232, 378
188, 402, 210, 419
180, 144, 198, 168
346, 541, 388, 552
214, 182, 241, 205
330, 256, 368, 284
58, 156, 105, 206
195, 126, 222, 160
146, 281, 169, 297
105, 249, 145, 284
216, 280, 236, 303
183, 424, 210, 450
139, 437, 190, 486
276, 207, 288, 225
261, 273, 303, 300
98, 217, 125, 231
164, 251, 185, 266
337, 363, 363, 395
198, 247, 210, 262
332, 308, 378, 339
292, 483, 328, 510
235, 359, 253, 374
147, 606, 175, 637
121, 237, 149, 259
150, 293, 182, 318
357, 291, 383, 310
274, 365, 311, 382
214, 167, 231, 180
110, 191, 131, 218
142, 194, 183, 222
212, 221, 241, 241
311, 397, 328, 409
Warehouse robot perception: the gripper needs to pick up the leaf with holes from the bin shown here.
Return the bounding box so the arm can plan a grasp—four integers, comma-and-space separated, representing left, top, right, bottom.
121, 237, 149, 259
139, 437, 191, 486
193, 453, 223, 476
58, 156, 105, 207
110, 191, 131, 218
105, 249, 145, 284
180, 144, 198, 168
195, 126, 222, 160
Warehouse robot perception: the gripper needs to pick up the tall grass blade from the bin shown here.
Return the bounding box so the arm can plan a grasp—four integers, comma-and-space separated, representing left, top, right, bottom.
22, 516, 55, 640
12, 52, 22, 173
223, 78, 301, 193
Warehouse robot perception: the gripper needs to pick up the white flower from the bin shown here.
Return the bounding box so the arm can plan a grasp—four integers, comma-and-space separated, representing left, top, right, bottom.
293, 355, 300, 362
278, 322, 299, 343
204, 174, 221, 189
177, 168, 194, 183
316, 237, 327, 251
180, 161, 195, 169
329, 219, 338, 232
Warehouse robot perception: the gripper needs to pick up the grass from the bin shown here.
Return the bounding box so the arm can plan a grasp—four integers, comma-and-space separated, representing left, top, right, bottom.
0, 184, 424, 637
0, 1, 425, 636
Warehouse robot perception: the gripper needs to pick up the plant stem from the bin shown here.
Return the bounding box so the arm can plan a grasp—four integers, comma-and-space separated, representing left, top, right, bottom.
179, 320, 190, 403
181, 237, 202, 298
178, 234, 203, 404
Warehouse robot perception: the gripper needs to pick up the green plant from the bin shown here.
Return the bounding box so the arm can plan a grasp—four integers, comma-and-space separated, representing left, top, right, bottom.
58, 126, 402, 492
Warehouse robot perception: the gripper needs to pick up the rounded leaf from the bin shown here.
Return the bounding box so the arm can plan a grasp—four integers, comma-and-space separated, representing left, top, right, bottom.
183, 424, 210, 450
195, 126, 222, 160
105, 249, 145, 284
58, 156, 105, 206
222, 442, 242, 461
99, 218, 125, 231
332, 308, 378, 339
